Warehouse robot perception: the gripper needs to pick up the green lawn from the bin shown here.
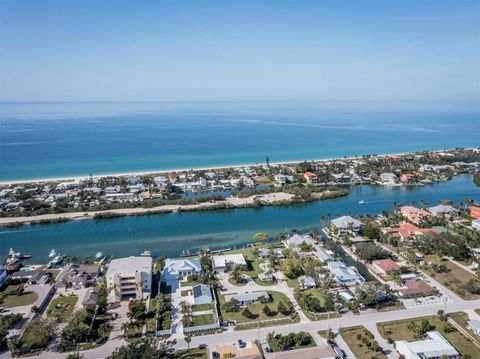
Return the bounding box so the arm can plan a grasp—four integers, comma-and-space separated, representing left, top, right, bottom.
190, 314, 215, 326
170, 348, 208, 358
0, 285, 39, 307
422, 254, 480, 300
286, 278, 300, 288
192, 303, 211, 312
46, 295, 78, 320
235, 315, 300, 331
340, 326, 387, 359
219, 291, 293, 324
377, 315, 479, 358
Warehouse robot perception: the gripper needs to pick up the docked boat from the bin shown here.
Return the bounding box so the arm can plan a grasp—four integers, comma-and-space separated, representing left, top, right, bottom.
95, 252, 104, 260
48, 249, 57, 258
6, 248, 32, 266
140, 250, 151, 257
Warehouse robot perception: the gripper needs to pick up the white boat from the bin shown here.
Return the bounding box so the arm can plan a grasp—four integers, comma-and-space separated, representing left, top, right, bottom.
140, 250, 151, 256
48, 249, 56, 258
358, 200, 365, 204
95, 252, 104, 260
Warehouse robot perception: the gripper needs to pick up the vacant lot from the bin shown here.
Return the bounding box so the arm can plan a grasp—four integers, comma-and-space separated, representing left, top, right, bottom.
377, 315, 478, 358
46, 295, 78, 320
340, 326, 387, 359
0, 285, 38, 307
423, 254, 480, 300
190, 313, 215, 326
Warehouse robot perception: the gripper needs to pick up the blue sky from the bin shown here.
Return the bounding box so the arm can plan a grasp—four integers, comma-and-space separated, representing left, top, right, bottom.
0, 0, 479, 108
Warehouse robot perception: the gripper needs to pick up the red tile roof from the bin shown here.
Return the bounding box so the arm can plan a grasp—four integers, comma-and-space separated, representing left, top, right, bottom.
374, 258, 401, 273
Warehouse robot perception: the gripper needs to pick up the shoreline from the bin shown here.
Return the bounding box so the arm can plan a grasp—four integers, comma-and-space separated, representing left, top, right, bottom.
0, 147, 471, 185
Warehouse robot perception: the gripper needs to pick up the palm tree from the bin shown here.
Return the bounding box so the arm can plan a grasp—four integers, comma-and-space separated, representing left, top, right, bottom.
184, 335, 192, 351
120, 322, 129, 338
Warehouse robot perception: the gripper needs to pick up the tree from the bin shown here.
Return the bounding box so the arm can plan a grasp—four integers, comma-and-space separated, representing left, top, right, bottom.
224, 299, 240, 312
280, 258, 304, 279
241, 307, 257, 319
230, 265, 245, 284
262, 304, 274, 317
184, 335, 191, 350
128, 300, 147, 322
253, 232, 269, 243
361, 221, 381, 239
106, 338, 176, 359
14, 285, 24, 296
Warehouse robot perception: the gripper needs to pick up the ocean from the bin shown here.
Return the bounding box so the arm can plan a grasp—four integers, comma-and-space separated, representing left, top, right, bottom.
0, 102, 479, 181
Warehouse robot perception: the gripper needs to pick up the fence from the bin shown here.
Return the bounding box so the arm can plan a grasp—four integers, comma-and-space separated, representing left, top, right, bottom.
155, 328, 173, 336
183, 322, 221, 334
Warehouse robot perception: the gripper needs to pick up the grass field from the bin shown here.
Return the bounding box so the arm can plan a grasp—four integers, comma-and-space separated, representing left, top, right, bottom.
192, 303, 211, 312
377, 315, 479, 358
46, 295, 78, 320
340, 326, 387, 359
235, 315, 300, 330
219, 291, 293, 324
423, 254, 480, 300
0, 285, 38, 307
170, 348, 208, 359
190, 314, 215, 326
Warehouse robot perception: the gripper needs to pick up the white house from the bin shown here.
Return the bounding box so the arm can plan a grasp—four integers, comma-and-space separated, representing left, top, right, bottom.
379, 173, 397, 185
192, 284, 213, 306
212, 254, 246, 272
428, 204, 458, 217
331, 216, 363, 236
284, 234, 317, 249
162, 258, 202, 280
153, 176, 168, 187
106, 256, 152, 303
224, 291, 270, 306
395, 331, 460, 359
298, 275, 316, 289
327, 261, 364, 286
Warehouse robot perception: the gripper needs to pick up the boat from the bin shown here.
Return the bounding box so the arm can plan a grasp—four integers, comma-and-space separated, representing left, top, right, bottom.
6, 248, 32, 266
46, 254, 65, 268
95, 252, 104, 260
140, 250, 151, 257
358, 200, 365, 204
48, 249, 57, 258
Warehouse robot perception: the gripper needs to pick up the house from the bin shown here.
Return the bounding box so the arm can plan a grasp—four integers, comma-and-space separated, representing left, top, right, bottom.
273, 248, 285, 259
468, 319, 480, 336
398, 279, 435, 298
400, 173, 418, 184
106, 256, 152, 303
327, 261, 364, 286
258, 272, 274, 282
470, 206, 480, 219
284, 234, 317, 249
264, 345, 337, 359
400, 206, 432, 225
313, 247, 334, 263
303, 172, 318, 184
383, 222, 440, 241
212, 341, 262, 359
472, 219, 480, 231
331, 216, 363, 236
82, 287, 98, 308
162, 258, 202, 280
379, 173, 397, 185
298, 275, 316, 289
338, 291, 354, 302
192, 284, 213, 305
395, 331, 460, 359
212, 254, 246, 272
153, 176, 167, 187
274, 174, 291, 185
224, 291, 270, 306
127, 176, 140, 185
428, 204, 458, 217
257, 248, 271, 259
372, 259, 400, 275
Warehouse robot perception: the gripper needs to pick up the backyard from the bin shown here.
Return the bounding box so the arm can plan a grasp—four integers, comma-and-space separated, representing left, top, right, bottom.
339, 326, 387, 359
0, 284, 38, 307
377, 315, 478, 358
46, 295, 78, 321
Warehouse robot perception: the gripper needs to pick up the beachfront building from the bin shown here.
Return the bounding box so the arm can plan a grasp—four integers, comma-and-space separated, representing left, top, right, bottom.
428, 204, 458, 217
327, 261, 364, 286
303, 172, 318, 184
330, 216, 363, 236
162, 258, 202, 280
212, 254, 246, 272
395, 331, 460, 359
106, 256, 152, 303
400, 206, 432, 225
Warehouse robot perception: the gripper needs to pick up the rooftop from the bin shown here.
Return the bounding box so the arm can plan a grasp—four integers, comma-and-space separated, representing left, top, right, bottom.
107, 256, 152, 276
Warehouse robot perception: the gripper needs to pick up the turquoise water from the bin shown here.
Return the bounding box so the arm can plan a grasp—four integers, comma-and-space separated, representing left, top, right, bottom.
0, 175, 477, 262
0, 102, 479, 181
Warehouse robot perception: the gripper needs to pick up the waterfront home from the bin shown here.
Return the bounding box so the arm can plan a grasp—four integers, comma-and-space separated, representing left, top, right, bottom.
212, 254, 246, 272
398, 279, 435, 298
468, 320, 480, 336
330, 216, 363, 236
127, 176, 140, 185
470, 205, 480, 219
224, 291, 270, 306
153, 176, 167, 187
298, 275, 316, 289
427, 204, 458, 217
192, 284, 213, 306
400, 206, 432, 225
432, 165, 451, 173
379, 172, 397, 185
327, 261, 364, 286
274, 174, 292, 185
313, 247, 334, 263
303, 172, 318, 184
284, 234, 317, 250
106, 256, 152, 303
383, 222, 440, 241
332, 173, 351, 183
162, 258, 202, 280
400, 173, 418, 184
372, 258, 400, 275
395, 331, 460, 359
